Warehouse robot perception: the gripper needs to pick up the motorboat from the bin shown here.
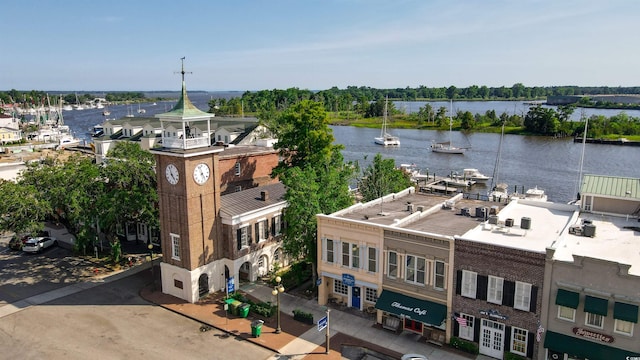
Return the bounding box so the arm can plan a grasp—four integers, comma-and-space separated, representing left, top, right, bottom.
463, 168, 491, 183
57, 135, 82, 149
516, 186, 548, 202
374, 97, 400, 146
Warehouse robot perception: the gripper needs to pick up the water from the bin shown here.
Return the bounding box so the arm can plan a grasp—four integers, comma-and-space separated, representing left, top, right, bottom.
331, 126, 638, 203
59, 94, 638, 203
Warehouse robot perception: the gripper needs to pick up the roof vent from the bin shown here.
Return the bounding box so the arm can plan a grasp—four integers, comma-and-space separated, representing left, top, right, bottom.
260, 191, 269, 201
521, 217, 531, 230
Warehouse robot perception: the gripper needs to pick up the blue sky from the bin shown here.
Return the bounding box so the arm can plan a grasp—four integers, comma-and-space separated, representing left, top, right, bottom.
2, 0, 638, 91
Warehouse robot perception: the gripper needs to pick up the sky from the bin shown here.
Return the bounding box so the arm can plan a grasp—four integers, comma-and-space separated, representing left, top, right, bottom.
2, 0, 639, 92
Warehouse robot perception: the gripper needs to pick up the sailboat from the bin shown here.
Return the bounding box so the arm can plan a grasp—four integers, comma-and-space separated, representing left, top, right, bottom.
374, 96, 400, 146
431, 100, 466, 154
137, 102, 146, 114
488, 121, 509, 202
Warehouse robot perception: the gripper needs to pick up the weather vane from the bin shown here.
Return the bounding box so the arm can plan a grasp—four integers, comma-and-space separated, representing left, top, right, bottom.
175, 56, 192, 82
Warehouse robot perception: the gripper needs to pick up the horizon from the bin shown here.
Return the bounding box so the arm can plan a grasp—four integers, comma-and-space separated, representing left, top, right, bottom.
2, 0, 639, 91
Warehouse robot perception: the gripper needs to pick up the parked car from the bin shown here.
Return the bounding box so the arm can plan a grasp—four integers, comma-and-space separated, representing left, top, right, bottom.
22, 236, 58, 253
8, 235, 28, 251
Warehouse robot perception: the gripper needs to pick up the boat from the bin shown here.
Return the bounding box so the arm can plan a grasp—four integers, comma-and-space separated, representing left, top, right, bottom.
89, 124, 104, 137
430, 100, 467, 154
524, 186, 548, 201
399, 163, 430, 182
488, 121, 508, 202
462, 168, 491, 183
374, 97, 400, 146
137, 103, 146, 114
73, 93, 84, 110
57, 134, 82, 149
125, 104, 134, 118
102, 109, 111, 116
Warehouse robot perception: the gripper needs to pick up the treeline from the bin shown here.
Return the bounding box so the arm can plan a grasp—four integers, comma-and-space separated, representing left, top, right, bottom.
0, 90, 146, 107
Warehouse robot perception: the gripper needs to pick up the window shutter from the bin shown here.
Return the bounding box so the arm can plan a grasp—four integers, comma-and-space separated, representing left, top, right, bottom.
477, 275, 488, 301
456, 270, 462, 295
255, 223, 259, 242
526, 332, 535, 358
504, 326, 511, 353
336, 240, 342, 266
529, 286, 538, 313
473, 317, 481, 342
453, 318, 460, 337
321, 238, 327, 262
264, 219, 269, 239
444, 263, 449, 290
236, 229, 242, 250
503, 280, 515, 307
271, 218, 275, 236
360, 245, 366, 269
375, 248, 379, 273
248, 226, 253, 244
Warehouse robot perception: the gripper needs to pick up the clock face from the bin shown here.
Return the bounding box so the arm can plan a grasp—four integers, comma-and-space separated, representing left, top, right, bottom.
193, 163, 210, 185
165, 164, 179, 185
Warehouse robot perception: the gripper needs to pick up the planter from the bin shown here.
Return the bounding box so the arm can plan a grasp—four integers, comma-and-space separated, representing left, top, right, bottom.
292, 310, 314, 325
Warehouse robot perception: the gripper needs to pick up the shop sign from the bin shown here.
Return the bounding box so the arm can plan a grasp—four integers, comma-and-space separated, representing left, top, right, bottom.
391, 301, 428, 317
480, 309, 509, 320
342, 273, 355, 287
572, 327, 614, 343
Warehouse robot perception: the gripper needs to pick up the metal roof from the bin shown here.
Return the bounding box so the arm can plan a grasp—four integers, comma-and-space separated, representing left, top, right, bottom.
155, 81, 212, 119
581, 174, 640, 199
220, 182, 286, 218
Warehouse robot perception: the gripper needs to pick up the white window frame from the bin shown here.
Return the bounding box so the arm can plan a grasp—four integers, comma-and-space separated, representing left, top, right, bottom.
342, 241, 359, 269
459, 313, 474, 341
434, 260, 445, 290
234, 162, 241, 175
514, 281, 532, 311
334, 279, 348, 295
272, 214, 282, 236
257, 219, 267, 242
585, 312, 604, 329
405, 255, 426, 285
387, 251, 398, 278
170, 233, 180, 260
367, 246, 377, 273
614, 319, 634, 336
487, 276, 504, 305
365, 287, 378, 303
510, 327, 528, 356
239, 226, 249, 249
461, 270, 477, 298
234, 185, 242, 192
325, 239, 335, 264
557, 305, 576, 322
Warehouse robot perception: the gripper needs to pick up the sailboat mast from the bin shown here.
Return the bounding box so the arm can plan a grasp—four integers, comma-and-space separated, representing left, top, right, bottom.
574, 114, 589, 200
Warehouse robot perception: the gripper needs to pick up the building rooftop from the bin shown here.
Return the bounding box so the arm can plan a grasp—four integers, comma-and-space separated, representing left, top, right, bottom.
552, 212, 640, 275
330, 188, 500, 238
218, 145, 278, 159
459, 199, 579, 253
581, 174, 640, 199
220, 182, 286, 219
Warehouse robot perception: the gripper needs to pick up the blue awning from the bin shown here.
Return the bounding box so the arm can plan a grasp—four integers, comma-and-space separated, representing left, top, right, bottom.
374, 290, 447, 326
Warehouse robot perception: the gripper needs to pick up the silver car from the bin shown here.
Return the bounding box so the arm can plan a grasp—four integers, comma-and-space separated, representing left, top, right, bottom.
22, 236, 57, 253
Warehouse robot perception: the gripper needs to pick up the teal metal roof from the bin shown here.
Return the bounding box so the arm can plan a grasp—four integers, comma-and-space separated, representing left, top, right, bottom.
581, 174, 640, 199
156, 81, 212, 118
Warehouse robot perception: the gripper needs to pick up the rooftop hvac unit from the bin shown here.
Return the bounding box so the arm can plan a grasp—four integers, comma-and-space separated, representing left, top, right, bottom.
583, 224, 596, 237
520, 217, 532, 230
488, 215, 499, 225
460, 207, 470, 216
505, 218, 514, 227
407, 204, 414, 213
475, 207, 486, 218
416, 205, 424, 212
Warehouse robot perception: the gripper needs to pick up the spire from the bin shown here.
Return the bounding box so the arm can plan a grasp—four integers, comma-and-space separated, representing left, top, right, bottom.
161, 57, 211, 117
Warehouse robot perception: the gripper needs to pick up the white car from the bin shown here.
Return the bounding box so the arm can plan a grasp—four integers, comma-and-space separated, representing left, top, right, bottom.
22, 236, 58, 253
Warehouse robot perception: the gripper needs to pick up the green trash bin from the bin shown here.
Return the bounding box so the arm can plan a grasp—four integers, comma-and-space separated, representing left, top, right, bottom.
229, 300, 242, 315
239, 303, 250, 318
251, 320, 263, 337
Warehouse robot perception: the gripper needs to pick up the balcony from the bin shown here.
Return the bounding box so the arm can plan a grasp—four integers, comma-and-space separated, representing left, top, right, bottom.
163, 136, 209, 150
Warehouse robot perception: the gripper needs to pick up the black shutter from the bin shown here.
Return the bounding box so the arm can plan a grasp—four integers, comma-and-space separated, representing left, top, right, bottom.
526, 332, 535, 358
456, 270, 462, 295
248, 225, 253, 244
473, 317, 481, 342
453, 318, 459, 337
503, 281, 515, 307
264, 219, 269, 239
504, 326, 511, 354
255, 223, 259, 243
236, 229, 241, 250
477, 275, 488, 301
271, 218, 275, 236
529, 286, 538, 313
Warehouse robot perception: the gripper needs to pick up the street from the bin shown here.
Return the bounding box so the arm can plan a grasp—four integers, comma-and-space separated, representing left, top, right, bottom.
0, 270, 275, 360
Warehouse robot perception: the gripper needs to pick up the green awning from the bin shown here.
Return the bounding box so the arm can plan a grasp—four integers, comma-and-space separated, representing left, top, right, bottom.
584, 295, 608, 316
555, 289, 579, 309
614, 302, 639, 323
375, 290, 447, 326
544, 331, 640, 359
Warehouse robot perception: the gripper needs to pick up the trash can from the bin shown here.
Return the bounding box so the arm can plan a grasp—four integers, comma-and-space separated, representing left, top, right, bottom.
251, 320, 264, 338
239, 303, 250, 318
229, 299, 242, 315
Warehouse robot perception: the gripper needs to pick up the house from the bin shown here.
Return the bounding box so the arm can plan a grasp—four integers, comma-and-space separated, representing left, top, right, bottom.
577, 174, 640, 217
0, 126, 22, 144
454, 199, 578, 359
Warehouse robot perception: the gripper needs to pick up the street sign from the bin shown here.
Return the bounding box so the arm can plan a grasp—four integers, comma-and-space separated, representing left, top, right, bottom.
342, 273, 355, 287
316, 278, 322, 286
318, 316, 328, 331
227, 276, 235, 293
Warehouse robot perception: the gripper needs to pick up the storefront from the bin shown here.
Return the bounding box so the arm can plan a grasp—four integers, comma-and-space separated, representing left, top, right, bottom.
375, 290, 447, 343
544, 331, 640, 359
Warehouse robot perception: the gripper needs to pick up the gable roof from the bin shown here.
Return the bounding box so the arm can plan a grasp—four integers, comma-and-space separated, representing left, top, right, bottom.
581, 174, 640, 199
220, 182, 286, 218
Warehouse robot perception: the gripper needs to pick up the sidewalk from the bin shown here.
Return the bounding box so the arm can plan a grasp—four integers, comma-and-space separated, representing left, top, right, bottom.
141, 282, 474, 360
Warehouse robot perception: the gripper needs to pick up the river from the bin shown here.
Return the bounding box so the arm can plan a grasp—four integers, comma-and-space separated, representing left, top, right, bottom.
59, 92, 638, 203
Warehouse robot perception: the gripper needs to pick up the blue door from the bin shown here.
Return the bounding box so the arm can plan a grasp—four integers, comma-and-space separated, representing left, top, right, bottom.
352, 286, 361, 309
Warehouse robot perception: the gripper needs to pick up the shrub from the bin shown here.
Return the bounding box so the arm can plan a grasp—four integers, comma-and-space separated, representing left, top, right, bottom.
292, 309, 314, 324
251, 302, 276, 318
505, 352, 527, 360
449, 336, 479, 355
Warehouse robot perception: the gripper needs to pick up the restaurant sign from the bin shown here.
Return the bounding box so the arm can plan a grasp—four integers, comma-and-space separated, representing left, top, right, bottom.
572, 327, 614, 343
391, 301, 428, 317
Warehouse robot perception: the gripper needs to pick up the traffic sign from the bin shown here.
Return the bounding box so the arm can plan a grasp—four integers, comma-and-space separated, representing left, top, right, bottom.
318, 316, 328, 331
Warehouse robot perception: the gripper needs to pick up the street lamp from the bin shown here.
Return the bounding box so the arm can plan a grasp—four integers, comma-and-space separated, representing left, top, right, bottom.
271, 276, 285, 334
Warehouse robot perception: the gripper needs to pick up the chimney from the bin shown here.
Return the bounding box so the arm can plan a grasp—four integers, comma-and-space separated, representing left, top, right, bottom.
261, 190, 269, 201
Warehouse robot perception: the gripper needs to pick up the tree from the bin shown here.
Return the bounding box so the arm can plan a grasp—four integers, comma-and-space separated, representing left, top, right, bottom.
0, 180, 50, 235
357, 154, 413, 202
268, 100, 355, 282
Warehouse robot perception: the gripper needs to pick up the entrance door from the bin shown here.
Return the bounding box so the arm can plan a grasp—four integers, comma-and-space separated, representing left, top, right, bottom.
198, 273, 209, 298
351, 286, 361, 309
479, 319, 505, 359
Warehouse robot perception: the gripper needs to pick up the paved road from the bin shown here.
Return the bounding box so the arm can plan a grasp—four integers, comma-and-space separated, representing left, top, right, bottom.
0, 271, 275, 360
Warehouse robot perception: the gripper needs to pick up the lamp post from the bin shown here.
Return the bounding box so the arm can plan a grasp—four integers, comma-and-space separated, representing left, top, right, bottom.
148, 243, 155, 290
271, 276, 285, 334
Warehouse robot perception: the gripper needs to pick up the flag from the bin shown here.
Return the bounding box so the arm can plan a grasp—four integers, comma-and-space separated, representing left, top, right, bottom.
455, 315, 467, 327
536, 324, 545, 342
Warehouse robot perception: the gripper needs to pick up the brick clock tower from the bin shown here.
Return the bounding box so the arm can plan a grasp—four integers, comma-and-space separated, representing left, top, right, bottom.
150, 59, 225, 302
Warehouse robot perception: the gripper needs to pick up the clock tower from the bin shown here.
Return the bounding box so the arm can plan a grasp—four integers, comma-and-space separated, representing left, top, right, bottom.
151, 58, 225, 302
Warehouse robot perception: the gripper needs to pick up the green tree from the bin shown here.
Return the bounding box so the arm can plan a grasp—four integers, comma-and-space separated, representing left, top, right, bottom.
357, 154, 413, 202
0, 180, 50, 235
